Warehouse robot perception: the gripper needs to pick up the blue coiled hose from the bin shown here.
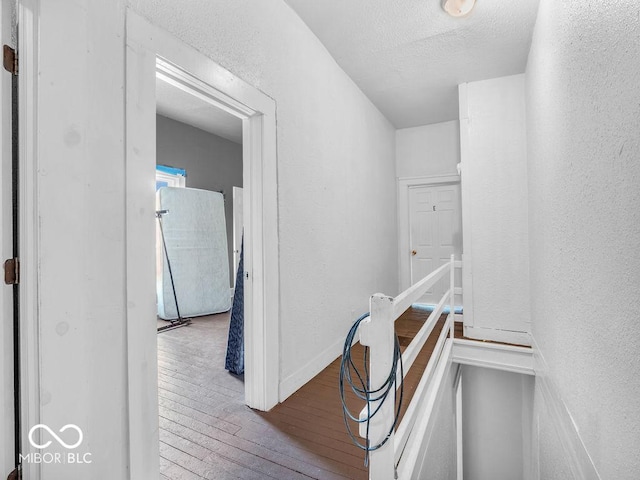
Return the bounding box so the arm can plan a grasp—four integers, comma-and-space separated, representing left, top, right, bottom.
339, 312, 404, 467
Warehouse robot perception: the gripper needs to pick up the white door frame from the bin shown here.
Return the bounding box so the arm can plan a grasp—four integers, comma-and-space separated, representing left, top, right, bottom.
16, 1, 41, 479
232, 186, 243, 288
0, 1, 15, 475
397, 174, 460, 294
126, 11, 279, 477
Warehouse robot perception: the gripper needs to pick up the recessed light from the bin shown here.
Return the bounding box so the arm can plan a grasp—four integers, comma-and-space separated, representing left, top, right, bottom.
442, 0, 476, 18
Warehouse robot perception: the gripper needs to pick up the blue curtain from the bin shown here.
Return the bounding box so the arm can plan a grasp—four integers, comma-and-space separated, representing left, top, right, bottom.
225, 237, 244, 375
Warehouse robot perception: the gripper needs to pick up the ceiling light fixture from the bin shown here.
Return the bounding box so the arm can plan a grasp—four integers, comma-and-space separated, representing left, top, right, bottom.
442, 0, 476, 18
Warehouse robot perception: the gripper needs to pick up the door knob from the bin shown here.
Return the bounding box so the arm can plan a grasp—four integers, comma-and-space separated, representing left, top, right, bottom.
411, 250, 417, 256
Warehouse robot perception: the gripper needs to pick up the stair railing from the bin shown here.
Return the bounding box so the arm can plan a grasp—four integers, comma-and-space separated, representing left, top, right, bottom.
358, 254, 459, 480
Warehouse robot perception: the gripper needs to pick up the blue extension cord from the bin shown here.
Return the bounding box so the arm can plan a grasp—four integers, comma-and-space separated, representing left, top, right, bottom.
339, 312, 404, 468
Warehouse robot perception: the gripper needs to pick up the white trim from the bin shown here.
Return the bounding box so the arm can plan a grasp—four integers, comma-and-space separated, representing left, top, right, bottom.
532, 338, 601, 480
397, 173, 460, 185
463, 325, 531, 346
0, 1, 12, 472
125, 21, 159, 479
458, 83, 475, 328
394, 315, 452, 465
397, 174, 461, 294
126, 10, 279, 477
398, 341, 453, 480
455, 367, 463, 480
452, 338, 534, 376
18, 2, 41, 479
279, 335, 346, 402
155, 169, 185, 188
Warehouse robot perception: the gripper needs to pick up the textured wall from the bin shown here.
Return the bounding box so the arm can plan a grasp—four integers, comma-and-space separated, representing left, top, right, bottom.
395, 121, 460, 179
156, 114, 243, 285
129, 0, 398, 392
415, 365, 458, 480
461, 74, 531, 335
526, 0, 640, 477
462, 366, 533, 480
33, 0, 396, 476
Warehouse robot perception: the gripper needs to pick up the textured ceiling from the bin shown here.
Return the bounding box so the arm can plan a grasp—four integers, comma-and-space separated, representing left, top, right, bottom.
156, 76, 243, 144
285, 0, 540, 127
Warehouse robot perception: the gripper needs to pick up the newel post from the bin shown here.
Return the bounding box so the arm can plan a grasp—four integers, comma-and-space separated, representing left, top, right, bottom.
359, 293, 396, 480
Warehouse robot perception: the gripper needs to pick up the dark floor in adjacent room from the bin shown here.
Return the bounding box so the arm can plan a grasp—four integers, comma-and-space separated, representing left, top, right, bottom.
157, 308, 451, 480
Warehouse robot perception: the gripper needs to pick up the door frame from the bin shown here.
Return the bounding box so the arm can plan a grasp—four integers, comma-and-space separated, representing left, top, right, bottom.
0, 0, 16, 475
126, 11, 279, 477
232, 186, 243, 288
15, 1, 40, 479
397, 174, 460, 294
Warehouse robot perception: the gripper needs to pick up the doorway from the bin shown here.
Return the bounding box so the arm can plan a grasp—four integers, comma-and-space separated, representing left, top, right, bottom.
409, 183, 461, 304
154, 73, 243, 330
398, 175, 462, 305
125, 12, 279, 477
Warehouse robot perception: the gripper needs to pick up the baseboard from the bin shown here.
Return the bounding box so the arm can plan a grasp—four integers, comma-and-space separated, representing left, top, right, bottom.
279, 334, 351, 402
463, 325, 531, 346
532, 338, 601, 480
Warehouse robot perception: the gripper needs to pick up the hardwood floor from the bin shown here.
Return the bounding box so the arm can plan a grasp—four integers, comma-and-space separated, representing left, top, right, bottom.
157, 308, 451, 480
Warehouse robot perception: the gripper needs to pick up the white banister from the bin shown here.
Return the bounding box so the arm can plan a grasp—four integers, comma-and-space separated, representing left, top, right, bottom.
394, 315, 452, 464
397, 289, 450, 383
359, 294, 396, 480
358, 256, 459, 480
392, 262, 450, 319
395, 340, 454, 480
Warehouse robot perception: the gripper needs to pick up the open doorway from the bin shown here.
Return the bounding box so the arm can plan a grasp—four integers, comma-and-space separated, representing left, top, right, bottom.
125, 13, 279, 476
154, 72, 244, 333
154, 75, 247, 475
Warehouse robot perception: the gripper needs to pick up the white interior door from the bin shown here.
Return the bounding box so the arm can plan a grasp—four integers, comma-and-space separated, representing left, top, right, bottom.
409, 184, 461, 304
232, 186, 243, 287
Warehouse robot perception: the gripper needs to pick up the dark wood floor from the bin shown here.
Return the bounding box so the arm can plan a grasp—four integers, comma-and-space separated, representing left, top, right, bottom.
157, 308, 451, 480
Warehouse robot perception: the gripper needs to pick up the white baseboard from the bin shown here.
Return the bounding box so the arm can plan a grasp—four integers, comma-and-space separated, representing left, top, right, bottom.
532, 338, 601, 480
278, 334, 350, 402
463, 325, 531, 346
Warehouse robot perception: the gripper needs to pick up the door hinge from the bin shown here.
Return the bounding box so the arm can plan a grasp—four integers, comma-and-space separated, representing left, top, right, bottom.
3, 45, 18, 75
4, 258, 19, 285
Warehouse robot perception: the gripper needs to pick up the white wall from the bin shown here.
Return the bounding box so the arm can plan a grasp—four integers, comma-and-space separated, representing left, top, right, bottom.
31, 0, 397, 476
128, 0, 398, 397
156, 114, 243, 285
396, 121, 460, 179
526, 0, 640, 477
0, 0, 15, 474
395, 121, 462, 299
414, 364, 458, 480
462, 365, 534, 480
459, 74, 531, 342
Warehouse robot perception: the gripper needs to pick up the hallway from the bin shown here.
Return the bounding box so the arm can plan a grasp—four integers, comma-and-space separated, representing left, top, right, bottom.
157, 309, 451, 479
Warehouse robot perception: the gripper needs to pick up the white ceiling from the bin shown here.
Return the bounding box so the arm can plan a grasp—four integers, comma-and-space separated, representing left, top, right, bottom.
156, 76, 243, 144
285, 0, 540, 128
